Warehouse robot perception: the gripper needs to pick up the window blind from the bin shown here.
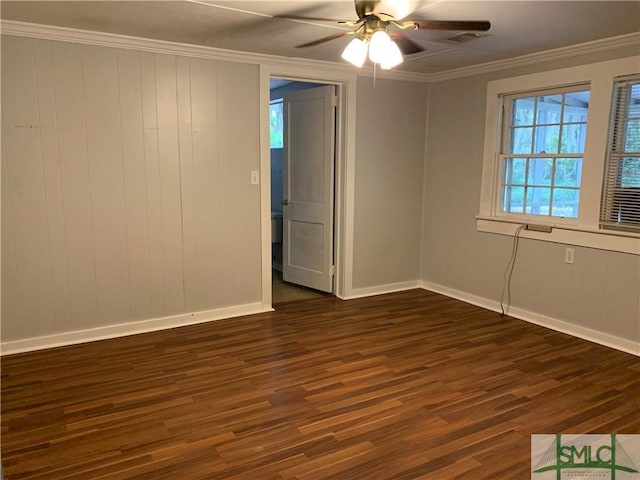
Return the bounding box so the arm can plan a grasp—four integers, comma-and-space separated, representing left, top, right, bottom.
600, 75, 640, 232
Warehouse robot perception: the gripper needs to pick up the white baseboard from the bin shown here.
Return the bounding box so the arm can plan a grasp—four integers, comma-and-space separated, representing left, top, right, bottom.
5, 282, 636, 357
1, 302, 273, 356
420, 281, 640, 357
341, 280, 421, 300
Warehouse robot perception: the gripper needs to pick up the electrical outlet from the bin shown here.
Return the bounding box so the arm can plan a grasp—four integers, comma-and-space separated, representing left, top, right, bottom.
250, 170, 259, 186
564, 247, 575, 264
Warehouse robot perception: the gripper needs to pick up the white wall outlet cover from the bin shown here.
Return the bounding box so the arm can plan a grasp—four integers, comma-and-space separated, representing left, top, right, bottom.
250, 170, 259, 185
564, 247, 575, 264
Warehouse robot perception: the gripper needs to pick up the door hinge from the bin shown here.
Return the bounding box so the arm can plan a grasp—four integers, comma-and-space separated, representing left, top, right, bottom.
330, 265, 336, 276
332, 95, 338, 107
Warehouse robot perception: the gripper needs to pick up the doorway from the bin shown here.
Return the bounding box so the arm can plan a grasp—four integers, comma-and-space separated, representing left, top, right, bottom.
269, 78, 336, 304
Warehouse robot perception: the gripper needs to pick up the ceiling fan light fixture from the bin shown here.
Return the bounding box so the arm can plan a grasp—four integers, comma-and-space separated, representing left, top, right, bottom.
341, 37, 368, 68
380, 40, 403, 69
293, 0, 491, 71
368, 30, 392, 64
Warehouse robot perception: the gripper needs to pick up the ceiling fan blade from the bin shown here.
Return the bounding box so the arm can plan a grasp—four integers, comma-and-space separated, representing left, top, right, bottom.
296, 31, 354, 49
274, 14, 346, 22
413, 20, 491, 31
391, 32, 425, 55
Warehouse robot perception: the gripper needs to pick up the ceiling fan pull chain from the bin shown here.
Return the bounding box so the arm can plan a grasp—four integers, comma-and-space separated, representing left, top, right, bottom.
373, 62, 377, 88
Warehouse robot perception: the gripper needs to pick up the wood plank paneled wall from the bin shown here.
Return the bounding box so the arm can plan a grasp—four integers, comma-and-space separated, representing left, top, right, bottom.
1, 36, 262, 342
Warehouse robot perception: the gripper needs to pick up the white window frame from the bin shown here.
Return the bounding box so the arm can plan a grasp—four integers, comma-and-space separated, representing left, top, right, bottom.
477, 56, 640, 255
500, 85, 589, 219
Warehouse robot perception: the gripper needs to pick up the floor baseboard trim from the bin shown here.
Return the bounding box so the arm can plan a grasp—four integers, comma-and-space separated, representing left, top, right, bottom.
420, 281, 639, 357
1, 302, 273, 356
341, 281, 421, 300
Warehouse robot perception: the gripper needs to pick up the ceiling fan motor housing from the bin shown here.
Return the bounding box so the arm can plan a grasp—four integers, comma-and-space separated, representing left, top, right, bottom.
356, 0, 383, 19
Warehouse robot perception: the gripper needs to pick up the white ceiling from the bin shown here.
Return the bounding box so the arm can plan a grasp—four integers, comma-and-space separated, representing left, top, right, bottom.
2, 1, 639, 74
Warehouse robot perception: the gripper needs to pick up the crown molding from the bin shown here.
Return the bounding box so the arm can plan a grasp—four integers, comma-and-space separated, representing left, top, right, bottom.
1, 20, 638, 85
423, 32, 640, 83
0, 20, 430, 84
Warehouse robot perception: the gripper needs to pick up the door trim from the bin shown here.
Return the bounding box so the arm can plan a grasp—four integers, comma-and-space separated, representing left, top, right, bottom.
259, 65, 358, 305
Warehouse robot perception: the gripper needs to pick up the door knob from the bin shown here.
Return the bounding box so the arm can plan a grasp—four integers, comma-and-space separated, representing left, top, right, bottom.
281, 199, 289, 206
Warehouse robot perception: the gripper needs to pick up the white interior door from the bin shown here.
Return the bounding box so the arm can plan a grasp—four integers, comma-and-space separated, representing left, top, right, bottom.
282, 85, 336, 293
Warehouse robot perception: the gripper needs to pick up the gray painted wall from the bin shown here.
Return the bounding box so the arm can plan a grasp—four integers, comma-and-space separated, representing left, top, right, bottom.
1, 35, 430, 343
353, 77, 428, 289
1, 33, 637, 348
420, 46, 640, 343
1, 36, 262, 342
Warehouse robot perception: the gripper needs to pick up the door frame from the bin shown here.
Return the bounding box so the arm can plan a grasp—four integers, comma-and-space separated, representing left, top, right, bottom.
259, 64, 357, 306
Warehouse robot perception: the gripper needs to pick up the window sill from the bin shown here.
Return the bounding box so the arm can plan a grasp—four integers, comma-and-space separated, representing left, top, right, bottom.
476, 216, 640, 255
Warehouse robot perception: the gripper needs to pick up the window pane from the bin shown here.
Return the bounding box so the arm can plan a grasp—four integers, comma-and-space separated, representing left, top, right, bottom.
628, 84, 640, 118
526, 186, 551, 215
563, 90, 590, 123
612, 188, 640, 224
513, 97, 535, 126
536, 94, 562, 124
270, 100, 283, 148
527, 158, 552, 186
534, 125, 559, 153
601, 78, 639, 230
504, 158, 526, 184
510, 127, 533, 153
503, 186, 524, 213
554, 158, 582, 187
621, 157, 640, 188
552, 188, 580, 218
561, 123, 587, 153
502, 86, 589, 220
625, 120, 640, 152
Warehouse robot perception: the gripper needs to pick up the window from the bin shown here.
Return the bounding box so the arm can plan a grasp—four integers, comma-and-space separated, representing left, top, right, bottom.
501, 87, 590, 218
600, 75, 640, 232
478, 56, 639, 254
270, 99, 283, 148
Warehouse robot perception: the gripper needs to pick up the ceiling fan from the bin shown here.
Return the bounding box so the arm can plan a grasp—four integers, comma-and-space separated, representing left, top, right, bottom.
279, 0, 491, 69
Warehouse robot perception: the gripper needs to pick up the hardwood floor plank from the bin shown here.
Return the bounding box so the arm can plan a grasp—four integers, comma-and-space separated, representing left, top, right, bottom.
2, 289, 638, 479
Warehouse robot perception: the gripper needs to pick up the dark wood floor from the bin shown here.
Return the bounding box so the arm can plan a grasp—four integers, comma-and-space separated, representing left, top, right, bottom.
2, 289, 639, 479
